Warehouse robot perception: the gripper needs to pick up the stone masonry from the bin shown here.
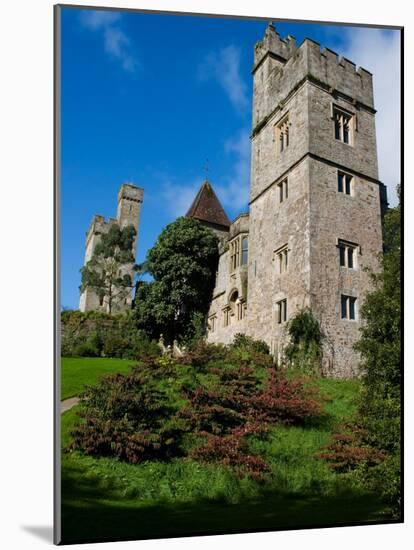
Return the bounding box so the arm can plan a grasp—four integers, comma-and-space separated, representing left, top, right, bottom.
79, 24, 387, 378
79, 183, 144, 313
203, 24, 386, 377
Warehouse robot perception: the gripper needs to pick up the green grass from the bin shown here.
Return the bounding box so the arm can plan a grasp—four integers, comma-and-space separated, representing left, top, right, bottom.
60, 375, 392, 544
61, 357, 134, 400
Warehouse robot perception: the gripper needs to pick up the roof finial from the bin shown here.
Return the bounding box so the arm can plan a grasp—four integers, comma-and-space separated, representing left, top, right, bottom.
204, 158, 209, 181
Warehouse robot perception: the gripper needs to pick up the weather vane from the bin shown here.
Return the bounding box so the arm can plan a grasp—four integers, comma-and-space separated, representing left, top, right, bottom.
204, 158, 209, 180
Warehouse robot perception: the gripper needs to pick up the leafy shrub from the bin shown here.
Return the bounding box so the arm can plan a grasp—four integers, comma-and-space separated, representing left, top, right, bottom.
255, 369, 324, 425
180, 364, 324, 476
181, 340, 229, 369
318, 427, 386, 473
179, 365, 264, 436
70, 345, 325, 481
70, 358, 187, 463
102, 333, 128, 358
130, 334, 161, 360
232, 333, 270, 355
191, 433, 270, 481
73, 331, 103, 357
284, 309, 322, 374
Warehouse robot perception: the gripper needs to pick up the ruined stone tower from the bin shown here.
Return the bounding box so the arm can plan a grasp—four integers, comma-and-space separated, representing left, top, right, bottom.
206, 24, 386, 377
79, 183, 144, 313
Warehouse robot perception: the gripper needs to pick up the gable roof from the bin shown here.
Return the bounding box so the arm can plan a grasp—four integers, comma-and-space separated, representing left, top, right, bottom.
186, 180, 230, 229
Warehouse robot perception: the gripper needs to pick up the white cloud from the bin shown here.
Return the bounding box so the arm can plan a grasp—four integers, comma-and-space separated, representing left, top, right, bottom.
198, 45, 248, 112
215, 129, 251, 211
79, 10, 121, 30
337, 28, 401, 206
79, 10, 138, 74
161, 179, 202, 218
160, 128, 251, 218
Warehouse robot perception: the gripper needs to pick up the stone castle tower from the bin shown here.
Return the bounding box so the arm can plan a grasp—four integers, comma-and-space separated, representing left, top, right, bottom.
204, 24, 387, 377
79, 183, 144, 313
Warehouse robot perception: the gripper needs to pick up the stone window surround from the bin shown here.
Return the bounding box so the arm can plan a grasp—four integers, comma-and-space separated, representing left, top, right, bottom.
332, 104, 355, 146
338, 170, 354, 196
222, 306, 231, 327
275, 113, 290, 154
222, 292, 246, 325
229, 233, 249, 273
274, 243, 289, 274
208, 315, 217, 332
277, 177, 289, 203
340, 293, 358, 321
276, 298, 288, 324
337, 238, 359, 270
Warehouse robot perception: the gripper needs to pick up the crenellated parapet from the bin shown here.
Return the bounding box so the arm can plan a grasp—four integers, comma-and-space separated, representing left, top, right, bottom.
252, 25, 375, 132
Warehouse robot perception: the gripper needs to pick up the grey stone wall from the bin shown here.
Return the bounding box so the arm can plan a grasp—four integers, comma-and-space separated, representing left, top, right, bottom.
207, 24, 384, 378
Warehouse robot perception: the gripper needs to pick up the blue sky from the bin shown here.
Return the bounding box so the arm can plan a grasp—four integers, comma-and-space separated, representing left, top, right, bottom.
60, 7, 401, 309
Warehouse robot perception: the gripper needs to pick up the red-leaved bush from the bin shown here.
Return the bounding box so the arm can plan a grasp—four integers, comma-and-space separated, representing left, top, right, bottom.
254, 369, 324, 425
318, 427, 387, 473
69, 345, 325, 478
180, 364, 324, 477
70, 358, 187, 464
191, 433, 270, 481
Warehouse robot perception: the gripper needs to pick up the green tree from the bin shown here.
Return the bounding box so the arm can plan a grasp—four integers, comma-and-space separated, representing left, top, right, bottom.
80, 224, 136, 314
134, 217, 218, 342
354, 188, 401, 513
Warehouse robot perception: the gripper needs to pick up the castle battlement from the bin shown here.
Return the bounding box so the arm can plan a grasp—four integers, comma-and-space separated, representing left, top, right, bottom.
207, 24, 384, 378
253, 23, 296, 67
118, 182, 144, 204
252, 25, 374, 131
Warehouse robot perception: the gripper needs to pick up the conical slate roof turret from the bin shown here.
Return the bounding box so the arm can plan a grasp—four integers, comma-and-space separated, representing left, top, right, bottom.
186, 180, 230, 230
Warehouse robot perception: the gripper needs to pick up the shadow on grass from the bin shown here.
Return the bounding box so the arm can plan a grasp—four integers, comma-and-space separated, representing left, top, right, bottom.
61, 461, 393, 545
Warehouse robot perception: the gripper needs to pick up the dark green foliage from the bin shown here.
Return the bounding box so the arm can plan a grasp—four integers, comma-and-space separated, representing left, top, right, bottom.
133, 217, 219, 342
353, 193, 401, 516
70, 358, 188, 463
180, 340, 229, 369
285, 308, 322, 374
61, 310, 160, 359
232, 333, 270, 355
80, 223, 136, 314
74, 331, 103, 357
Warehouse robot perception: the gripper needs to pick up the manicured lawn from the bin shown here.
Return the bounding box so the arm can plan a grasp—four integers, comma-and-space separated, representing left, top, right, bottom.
61, 357, 134, 400
60, 376, 392, 544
